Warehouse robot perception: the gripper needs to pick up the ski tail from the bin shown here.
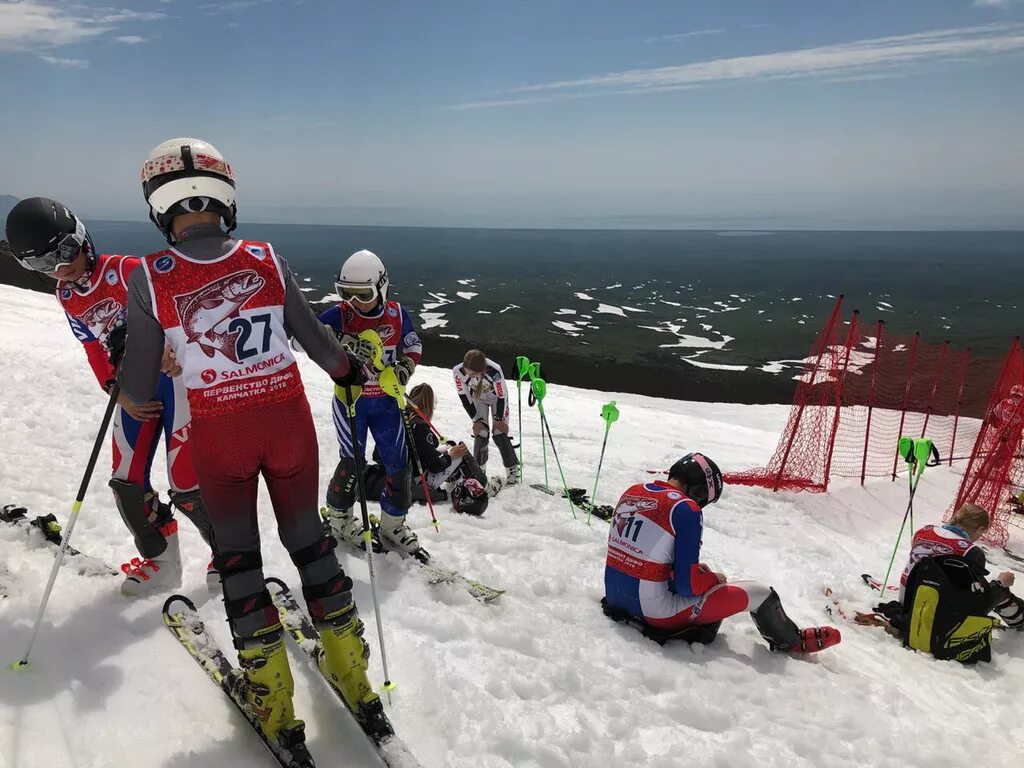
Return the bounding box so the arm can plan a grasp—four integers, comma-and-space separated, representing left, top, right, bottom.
266, 578, 426, 768
528, 485, 614, 521
161, 594, 314, 768
2, 503, 117, 576
861, 573, 900, 593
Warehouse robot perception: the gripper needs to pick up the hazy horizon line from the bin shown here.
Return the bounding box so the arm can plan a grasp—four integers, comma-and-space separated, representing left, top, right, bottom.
85, 213, 1024, 234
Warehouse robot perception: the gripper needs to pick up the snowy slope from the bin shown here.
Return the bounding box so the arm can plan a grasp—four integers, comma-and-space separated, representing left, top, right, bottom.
0, 283, 1021, 768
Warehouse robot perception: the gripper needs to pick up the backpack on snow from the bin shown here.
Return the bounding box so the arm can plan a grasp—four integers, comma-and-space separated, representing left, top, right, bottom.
901, 554, 997, 665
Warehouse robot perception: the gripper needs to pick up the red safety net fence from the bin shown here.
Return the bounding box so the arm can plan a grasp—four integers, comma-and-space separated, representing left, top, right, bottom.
948, 339, 1024, 547
726, 296, 1001, 494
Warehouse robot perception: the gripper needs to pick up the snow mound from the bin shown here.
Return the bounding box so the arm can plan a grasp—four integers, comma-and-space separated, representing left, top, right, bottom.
0, 284, 1021, 768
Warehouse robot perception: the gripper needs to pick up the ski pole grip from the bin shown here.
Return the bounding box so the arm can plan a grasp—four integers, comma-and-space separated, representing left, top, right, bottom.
515, 355, 531, 380
898, 437, 914, 464
899, 436, 940, 475
531, 378, 547, 403
601, 401, 620, 425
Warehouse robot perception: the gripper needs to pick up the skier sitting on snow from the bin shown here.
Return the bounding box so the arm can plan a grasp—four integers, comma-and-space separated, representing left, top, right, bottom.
453, 349, 520, 490
320, 250, 426, 557
361, 383, 489, 515
4, 197, 216, 596
893, 504, 1023, 632
603, 453, 841, 653
117, 137, 380, 759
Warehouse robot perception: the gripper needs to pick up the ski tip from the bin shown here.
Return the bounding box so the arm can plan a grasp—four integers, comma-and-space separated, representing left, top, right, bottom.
265, 576, 288, 594
162, 594, 197, 615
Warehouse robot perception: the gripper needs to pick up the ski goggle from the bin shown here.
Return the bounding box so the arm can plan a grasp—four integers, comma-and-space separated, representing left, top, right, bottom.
16, 218, 89, 273
336, 282, 379, 303
141, 148, 234, 200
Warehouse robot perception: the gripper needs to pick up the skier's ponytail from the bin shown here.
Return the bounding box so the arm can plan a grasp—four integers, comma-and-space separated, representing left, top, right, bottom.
408, 383, 434, 420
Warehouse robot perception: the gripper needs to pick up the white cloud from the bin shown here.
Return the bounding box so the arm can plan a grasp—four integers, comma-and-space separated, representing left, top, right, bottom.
198, 0, 279, 14
38, 53, 89, 68
973, 0, 1014, 7
647, 29, 725, 43
95, 11, 165, 24
116, 35, 146, 45
0, 1, 164, 52
451, 23, 1024, 109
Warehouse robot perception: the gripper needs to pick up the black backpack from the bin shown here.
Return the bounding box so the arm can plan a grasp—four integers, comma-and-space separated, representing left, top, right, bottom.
902, 554, 997, 664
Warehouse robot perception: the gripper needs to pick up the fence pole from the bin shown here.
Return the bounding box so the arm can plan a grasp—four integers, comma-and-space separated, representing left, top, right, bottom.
861, 320, 884, 485
920, 341, 949, 440
772, 296, 844, 491
948, 349, 970, 467
822, 310, 860, 492
891, 332, 921, 481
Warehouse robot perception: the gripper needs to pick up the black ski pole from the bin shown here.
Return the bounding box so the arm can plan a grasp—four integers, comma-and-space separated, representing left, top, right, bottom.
540, 412, 577, 520
343, 385, 394, 700
13, 385, 120, 670
397, 403, 439, 532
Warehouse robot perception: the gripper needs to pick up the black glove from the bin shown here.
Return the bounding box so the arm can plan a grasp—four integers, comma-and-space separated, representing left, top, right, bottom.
332, 350, 369, 389
107, 323, 127, 368
395, 356, 416, 386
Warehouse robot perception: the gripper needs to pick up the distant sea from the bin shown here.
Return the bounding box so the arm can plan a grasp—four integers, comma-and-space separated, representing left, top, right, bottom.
7, 221, 1024, 404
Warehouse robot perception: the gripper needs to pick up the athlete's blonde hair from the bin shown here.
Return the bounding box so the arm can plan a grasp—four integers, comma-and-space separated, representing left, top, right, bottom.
950, 503, 990, 534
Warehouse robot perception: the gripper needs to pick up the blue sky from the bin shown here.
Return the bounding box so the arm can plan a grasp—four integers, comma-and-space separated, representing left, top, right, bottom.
1, 0, 1023, 228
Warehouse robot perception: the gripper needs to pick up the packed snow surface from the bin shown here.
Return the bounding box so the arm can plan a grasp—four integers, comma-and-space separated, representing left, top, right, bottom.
0, 285, 1022, 768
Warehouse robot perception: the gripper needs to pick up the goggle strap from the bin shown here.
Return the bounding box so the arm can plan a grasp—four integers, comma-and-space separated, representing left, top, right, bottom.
691, 453, 717, 504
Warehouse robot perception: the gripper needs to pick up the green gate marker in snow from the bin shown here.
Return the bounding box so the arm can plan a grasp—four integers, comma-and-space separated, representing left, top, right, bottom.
515, 355, 531, 477
531, 377, 577, 519
531, 376, 549, 487
879, 436, 941, 595
527, 362, 546, 486
588, 401, 620, 525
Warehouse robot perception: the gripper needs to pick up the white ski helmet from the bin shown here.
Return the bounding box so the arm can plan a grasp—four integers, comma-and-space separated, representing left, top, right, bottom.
335, 249, 389, 306
141, 137, 236, 241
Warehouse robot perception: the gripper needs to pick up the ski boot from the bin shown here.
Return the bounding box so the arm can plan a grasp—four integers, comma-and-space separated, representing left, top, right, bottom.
121, 526, 183, 597
232, 625, 313, 765
322, 505, 366, 547
206, 556, 222, 592
316, 604, 393, 740
991, 581, 1024, 630
751, 587, 841, 654
792, 626, 842, 653
505, 464, 521, 487
377, 512, 427, 561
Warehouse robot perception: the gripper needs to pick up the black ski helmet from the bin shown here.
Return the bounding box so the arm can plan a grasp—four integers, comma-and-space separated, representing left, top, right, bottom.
5, 197, 96, 275
451, 476, 489, 516
668, 452, 722, 507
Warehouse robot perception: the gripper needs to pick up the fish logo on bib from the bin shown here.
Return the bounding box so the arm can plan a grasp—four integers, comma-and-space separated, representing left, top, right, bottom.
174, 270, 265, 363
79, 297, 124, 341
